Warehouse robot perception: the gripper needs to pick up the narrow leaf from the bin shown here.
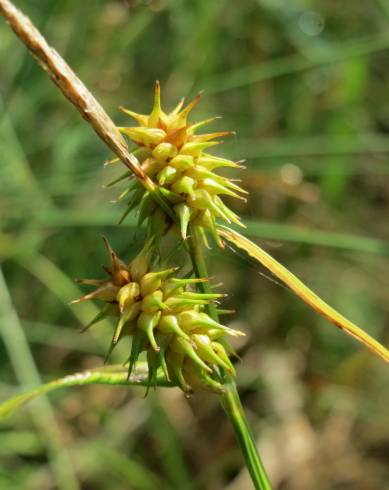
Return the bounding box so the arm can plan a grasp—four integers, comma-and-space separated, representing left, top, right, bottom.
218, 226, 389, 363
0, 364, 172, 421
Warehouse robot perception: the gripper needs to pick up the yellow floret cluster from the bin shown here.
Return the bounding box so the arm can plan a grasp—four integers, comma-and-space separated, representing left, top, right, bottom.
109, 82, 246, 246
73, 237, 244, 394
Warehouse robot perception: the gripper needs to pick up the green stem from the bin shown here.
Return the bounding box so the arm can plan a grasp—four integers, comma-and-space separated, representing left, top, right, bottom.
187, 225, 218, 318
187, 225, 273, 490
220, 381, 272, 490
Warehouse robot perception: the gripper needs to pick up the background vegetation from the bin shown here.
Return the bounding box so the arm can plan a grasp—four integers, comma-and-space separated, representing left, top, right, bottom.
0, 1, 388, 489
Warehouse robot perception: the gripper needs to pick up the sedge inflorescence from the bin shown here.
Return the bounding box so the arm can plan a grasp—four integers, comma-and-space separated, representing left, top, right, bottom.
108, 82, 247, 246
73, 237, 244, 394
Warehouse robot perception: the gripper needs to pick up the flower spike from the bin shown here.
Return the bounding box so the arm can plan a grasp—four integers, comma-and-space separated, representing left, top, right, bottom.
74, 238, 243, 393
114, 83, 246, 246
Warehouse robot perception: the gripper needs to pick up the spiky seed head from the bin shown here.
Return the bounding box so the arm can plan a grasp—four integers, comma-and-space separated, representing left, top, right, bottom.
115, 83, 247, 246
73, 237, 243, 394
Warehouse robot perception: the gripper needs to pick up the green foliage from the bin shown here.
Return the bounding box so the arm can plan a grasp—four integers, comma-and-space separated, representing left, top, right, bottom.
1, 1, 389, 489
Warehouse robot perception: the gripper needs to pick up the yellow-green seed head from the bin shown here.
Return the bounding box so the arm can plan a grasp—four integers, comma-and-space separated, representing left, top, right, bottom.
115, 82, 247, 246
73, 238, 244, 394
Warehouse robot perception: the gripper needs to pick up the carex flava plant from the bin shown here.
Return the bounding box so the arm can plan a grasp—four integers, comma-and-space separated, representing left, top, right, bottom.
0, 2, 388, 489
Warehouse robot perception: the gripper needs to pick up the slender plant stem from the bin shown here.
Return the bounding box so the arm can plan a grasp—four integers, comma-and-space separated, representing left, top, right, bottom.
187, 226, 218, 317
187, 226, 273, 490
220, 382, 272, 490
0, 0, 177, 224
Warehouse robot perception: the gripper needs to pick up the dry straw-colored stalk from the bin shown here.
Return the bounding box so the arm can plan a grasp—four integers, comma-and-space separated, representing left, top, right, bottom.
0, 0, 150, 185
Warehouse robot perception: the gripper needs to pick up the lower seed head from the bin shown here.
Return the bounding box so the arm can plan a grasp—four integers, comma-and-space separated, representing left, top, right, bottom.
74, 237, 242, 393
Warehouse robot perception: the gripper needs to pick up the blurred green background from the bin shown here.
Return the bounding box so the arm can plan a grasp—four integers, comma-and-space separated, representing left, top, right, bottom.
1, 0, 389, 489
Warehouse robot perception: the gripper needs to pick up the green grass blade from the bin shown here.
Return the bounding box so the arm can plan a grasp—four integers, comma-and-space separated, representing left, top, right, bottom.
244, 219, 389, 255
203, 32, 389, 93
0, 267, 80, 490
150, 399, 195, 490
218, 226, 389, 363
0, 363, 172, 421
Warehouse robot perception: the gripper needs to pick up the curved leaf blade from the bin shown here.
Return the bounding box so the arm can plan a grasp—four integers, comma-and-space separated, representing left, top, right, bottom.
0, 364, 172, 421
218, 226, 389, 363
